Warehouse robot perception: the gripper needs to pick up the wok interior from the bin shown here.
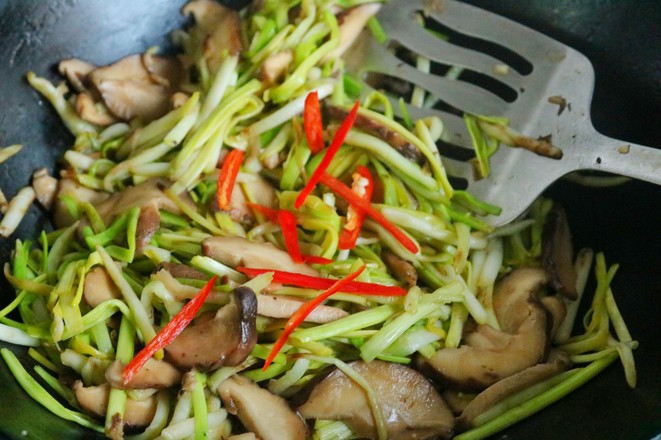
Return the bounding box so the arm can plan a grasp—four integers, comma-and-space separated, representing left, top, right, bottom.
0, 0, 659, 439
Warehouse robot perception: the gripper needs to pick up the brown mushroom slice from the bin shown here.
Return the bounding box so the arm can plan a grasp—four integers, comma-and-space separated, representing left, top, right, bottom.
183, 0, 243, 74
540, 295, 567, 340
88, 53, 179, 89
322, 3, 382, 63
218, 375, 308, 440
53, 178, 110, 228
457, 350, 571, 430
73, 381, 157, 427
32, 168, 59, 210
105, 358, 181, 390
298, 360, 455, 440
542, 205, 578, 299
75, 92, 117, 126
424, 268, 550, 392
58, 58, 96, 92
381, 249, 417, 288
257, 294, 348, 323
93, 178, 184, 251
165, 286, 257, 371
326, 104, 424, 164
83, 266, 122, 307
155, 262, 208, 280
88, 54, 181, 122
95, 79, 173, 122
202, 236, 319, 276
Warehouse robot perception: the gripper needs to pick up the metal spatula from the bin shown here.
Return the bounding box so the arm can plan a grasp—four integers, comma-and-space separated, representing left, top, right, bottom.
349, 0, 661, 226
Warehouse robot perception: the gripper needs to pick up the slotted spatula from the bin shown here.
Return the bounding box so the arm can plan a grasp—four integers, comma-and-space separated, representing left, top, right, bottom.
350, 0, 661, 226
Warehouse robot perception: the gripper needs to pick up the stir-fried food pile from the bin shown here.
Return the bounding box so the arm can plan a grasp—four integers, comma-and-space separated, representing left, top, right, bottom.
0, 1, 637, 439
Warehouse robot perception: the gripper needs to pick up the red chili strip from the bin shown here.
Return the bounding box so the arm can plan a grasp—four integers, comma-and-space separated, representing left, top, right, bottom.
217, 149, 244, 211
303, 91, 325, 154
302, 255, 334, 265
236, 266, 407, 296
278, 209, 303, 263
339, 165, 374, 250
295, 100, 360, 209
123, 276, 217, 385
319, 172, 419, 254
262, 265, 366, 369
247, 202, 279, 223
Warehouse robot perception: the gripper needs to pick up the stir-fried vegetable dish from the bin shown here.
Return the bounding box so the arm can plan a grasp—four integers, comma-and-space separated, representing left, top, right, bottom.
0, 1, 637, 439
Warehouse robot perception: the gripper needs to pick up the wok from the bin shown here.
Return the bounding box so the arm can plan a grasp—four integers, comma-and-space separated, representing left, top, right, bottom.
0, 0, 659, 438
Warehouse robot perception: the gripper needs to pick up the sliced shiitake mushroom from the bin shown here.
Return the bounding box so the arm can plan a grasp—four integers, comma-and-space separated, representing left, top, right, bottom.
202, 236, 319, 276
91, 178, 187, 252
182, 0, 243, 74
457, 350, 571, 431
83, 266, 122, 307
256, 294, 348, 323
381, 249, 417, 288
73, 381, 157, 427
542, 205, 578, 299
53, 178, 110, 228
105, 358, 181, 390
164, 286, 257, 370
423, 268, 551, 392
298, 360, 455, 440
217, 375, 308, 440
88, 53, 182, 122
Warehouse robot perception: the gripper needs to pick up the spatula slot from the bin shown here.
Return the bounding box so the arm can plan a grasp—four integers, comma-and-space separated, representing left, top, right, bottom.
419, 12, 533, 76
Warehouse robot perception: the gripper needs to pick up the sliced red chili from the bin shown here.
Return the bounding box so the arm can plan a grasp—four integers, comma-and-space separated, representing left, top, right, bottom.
303, 91, 324, 154
319, 172, 419, 254
278, 209, 303, 264
247, 202, 279, 223
217, 149, 244, 211
236, 266, 407, 296
123, 276, 217, 385
339, 165, 374, 250
295, 99, 360, 209
262, 264, 366, 369
302, 255, 334, 265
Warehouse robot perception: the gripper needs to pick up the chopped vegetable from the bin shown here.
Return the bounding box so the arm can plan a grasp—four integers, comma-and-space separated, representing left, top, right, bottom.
295, 99, 360, 209
319, 172, 419, 254
339, 165, 374, 250
303, 91, 325, 153
263, 264, 366, 369
278, 209, 303, 263
237, 266, 407, 296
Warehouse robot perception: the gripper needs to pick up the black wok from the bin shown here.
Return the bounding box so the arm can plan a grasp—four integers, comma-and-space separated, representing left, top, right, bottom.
0, 0, 659, 438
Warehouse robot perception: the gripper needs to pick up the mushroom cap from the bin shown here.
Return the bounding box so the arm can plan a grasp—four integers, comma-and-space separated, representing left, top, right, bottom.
424, 268, 551, 391
164, 286, 258, 371
298, 360, 455, 440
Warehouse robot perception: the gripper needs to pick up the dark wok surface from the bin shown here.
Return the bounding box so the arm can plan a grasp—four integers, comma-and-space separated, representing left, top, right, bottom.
0, 0, 659, 439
